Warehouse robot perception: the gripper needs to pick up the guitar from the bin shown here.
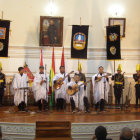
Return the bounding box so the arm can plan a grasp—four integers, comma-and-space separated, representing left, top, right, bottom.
53, 71, 74, 90
67, 80, 91, 96
96, 73, 112, 82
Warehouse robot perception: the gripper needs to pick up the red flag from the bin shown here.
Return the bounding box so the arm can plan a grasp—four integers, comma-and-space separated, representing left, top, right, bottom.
40, 48, 43, 66
61, 47, 65, 67
24, 62, 34, 87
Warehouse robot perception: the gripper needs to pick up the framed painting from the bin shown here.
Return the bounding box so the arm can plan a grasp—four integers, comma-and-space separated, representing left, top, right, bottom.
108, 18, 126, 37
40, 16, 63, 47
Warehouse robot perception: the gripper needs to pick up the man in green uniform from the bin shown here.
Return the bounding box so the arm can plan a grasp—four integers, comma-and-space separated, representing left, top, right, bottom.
112, 64, 125, 107
133, 64, 140, 108
0, 62, 6, 107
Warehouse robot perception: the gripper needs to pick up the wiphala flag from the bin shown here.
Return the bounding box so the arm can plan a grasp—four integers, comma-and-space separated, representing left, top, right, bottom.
106, 25, 121, 60
71, 25, 89, 59
0, 20, 10, 57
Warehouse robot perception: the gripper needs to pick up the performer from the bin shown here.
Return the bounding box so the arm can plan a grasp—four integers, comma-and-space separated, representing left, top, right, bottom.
67, 73, 89, 113
78, 64, 90, 112
133, 64, 140, 108
92, 66, 110, 112
12, 67, 28, 111
0, 64, 6, 107
112, 64, 125, 107
33, 66, 49, 112
53, 66, 70, 110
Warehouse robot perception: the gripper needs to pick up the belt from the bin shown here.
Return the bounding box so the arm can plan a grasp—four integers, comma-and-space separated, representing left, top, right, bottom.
0, 80, 4, 83
115, 82, 123, 85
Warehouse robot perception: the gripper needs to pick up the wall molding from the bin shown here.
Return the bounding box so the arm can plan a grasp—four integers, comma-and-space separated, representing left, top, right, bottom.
7, 46, 140, 60
0, 120, 140, 140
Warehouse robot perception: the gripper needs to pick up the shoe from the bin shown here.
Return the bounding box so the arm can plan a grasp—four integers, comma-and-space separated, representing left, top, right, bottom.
85, 110, 90, 113
72, 110, 76, 114
37, 110, 41, 113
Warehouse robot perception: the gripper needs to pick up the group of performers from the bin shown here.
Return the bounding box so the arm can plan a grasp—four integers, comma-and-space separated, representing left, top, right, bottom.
0, 63, 140, 113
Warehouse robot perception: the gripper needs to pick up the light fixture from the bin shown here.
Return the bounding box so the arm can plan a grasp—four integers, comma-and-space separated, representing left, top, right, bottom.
108, 4, 124, 17
45, 0, 58, 16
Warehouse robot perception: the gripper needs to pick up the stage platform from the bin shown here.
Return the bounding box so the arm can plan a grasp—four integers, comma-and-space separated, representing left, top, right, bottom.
0, 106, 140, 140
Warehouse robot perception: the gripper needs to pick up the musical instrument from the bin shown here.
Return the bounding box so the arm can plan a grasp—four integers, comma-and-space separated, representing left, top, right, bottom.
53, 71, 74, 90
96, 73, 112, 82
67, 80, 91, 96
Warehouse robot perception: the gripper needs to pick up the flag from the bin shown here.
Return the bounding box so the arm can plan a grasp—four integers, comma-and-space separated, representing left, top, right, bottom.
78, 61, 82, 71
40, 48, 43, 66
61, 47, 65, 67
0, 20, 10, 57
49, 48, 55, 106
71, 25, 89, 59
24, 62, 34, 87
106, 25, 121, 60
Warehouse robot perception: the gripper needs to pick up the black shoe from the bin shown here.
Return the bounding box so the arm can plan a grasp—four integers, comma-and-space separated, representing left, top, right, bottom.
85, 109, 90, 113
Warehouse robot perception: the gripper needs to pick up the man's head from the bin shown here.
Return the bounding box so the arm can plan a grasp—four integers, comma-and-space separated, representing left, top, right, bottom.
50, 20, 54, 25
117, 70, 121, 74
134, 128, 140, 140
39, 66, 44, 73
95, 126, 107, 140
60, 66, 65, 74
98, 66, 104, 74
74, 73, 80, 83
120, 127, 133, 140
18, 67, 24, 74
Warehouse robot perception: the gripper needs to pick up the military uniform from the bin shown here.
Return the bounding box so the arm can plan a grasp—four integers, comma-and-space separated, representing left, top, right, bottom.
133, 73, 140, 107
112, 73, 124, 106
0, 72, 6, 106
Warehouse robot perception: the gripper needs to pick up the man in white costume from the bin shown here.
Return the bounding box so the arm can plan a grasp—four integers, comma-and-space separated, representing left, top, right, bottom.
33, 66, 49, 112
92, 66, 110, 112
53, 66, 70, 110
67, 73, 89, 113
12, 67, 29, 111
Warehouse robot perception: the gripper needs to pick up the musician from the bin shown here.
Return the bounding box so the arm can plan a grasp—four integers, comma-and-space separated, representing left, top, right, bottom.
112, 64, 125, 107
33, 66, 49, 112
12, 67, 28, 111
92, 66, 110, 112
0, 66, 6, 107
67, 73, 90, 113
78, 64, 90, 113
133, 64, 140, 108
53, 66, 70, 110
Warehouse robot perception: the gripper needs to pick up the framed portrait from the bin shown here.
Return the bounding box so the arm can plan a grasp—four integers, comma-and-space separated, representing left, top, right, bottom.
108, 18, 126, 37
40, 16, 63, 47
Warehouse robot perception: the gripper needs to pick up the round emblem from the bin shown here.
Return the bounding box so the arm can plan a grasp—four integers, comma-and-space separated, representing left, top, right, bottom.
0, 42, 4, 51
110, 46, 116, 55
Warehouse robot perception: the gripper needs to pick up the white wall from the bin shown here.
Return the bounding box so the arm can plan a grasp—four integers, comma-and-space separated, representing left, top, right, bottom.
0, 0, 139, 74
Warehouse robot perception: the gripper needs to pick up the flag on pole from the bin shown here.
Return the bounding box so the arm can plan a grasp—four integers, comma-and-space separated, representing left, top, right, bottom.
0, 20, 10, 57
106, 25, 121, 60
71, 25, 89, 59
49, 48, 55, 106
40, 48, 43, 66
61, 47, 65, 68
24, 62, 34, 87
